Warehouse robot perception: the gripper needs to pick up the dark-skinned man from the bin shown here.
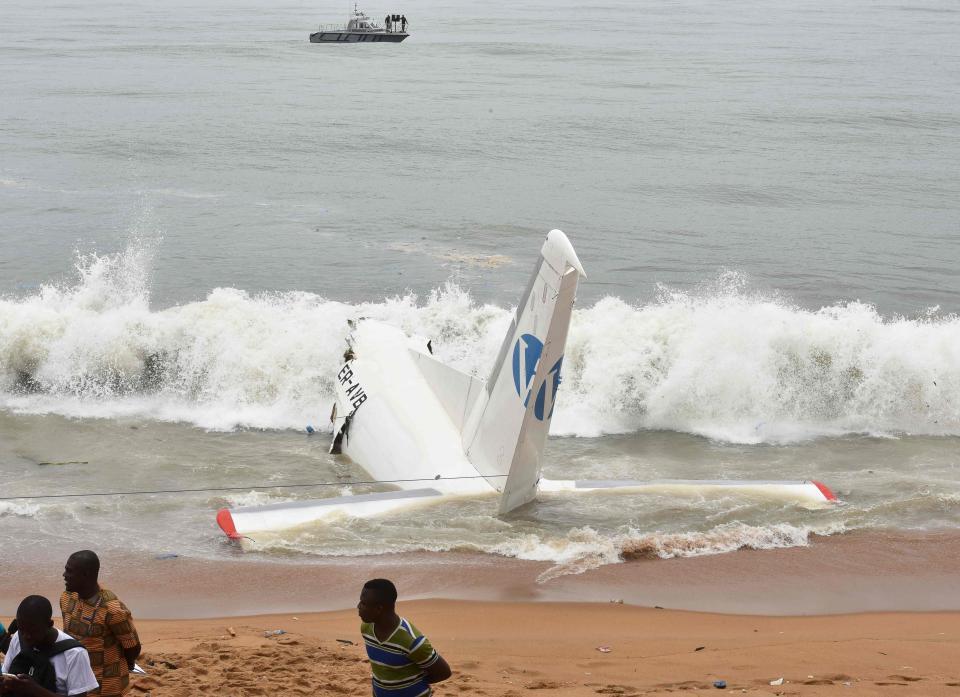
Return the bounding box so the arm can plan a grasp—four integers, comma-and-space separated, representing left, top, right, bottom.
59, 552, 140, 697
1, 595, 98, 697
357, 579, 452, 697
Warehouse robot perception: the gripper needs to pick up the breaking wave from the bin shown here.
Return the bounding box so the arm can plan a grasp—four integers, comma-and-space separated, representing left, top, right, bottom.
1, 245, 959, 442
529, 520, 849, 581
240, 519, 848, 581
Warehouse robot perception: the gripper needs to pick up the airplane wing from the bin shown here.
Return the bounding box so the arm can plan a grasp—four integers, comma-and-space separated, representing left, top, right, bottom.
216, 488, 446, 539
538, 479, 837, 507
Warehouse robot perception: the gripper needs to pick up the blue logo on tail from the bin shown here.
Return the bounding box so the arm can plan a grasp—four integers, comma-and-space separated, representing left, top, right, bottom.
512, 334, 562, 421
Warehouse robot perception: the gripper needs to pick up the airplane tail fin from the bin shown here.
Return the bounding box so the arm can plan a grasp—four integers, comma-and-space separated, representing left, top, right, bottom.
462, 230, 585, 514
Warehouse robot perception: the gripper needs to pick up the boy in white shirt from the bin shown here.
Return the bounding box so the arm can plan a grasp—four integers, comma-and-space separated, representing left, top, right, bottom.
1, 596, 99, 697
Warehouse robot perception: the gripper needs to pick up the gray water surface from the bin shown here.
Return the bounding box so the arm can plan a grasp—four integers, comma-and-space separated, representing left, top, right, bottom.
1, 0, 959, 574
2, 0, 958, 312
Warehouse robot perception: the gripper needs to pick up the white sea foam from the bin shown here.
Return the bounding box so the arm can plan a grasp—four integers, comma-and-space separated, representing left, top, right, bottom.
554, 277, 960, 443
244, 519, 848, 580
519, 520, 849, 582
0, 500, 42, 517
217, 490, 291, 509
1, 246, 959, 442
492, 527, 625, 579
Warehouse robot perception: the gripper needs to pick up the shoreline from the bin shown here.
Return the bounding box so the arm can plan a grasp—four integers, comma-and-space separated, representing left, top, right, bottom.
2, 529, 959, 619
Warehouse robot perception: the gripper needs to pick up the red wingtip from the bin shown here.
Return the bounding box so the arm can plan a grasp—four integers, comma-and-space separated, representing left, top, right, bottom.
811, 480, 837, 502
216, 508, 242, 540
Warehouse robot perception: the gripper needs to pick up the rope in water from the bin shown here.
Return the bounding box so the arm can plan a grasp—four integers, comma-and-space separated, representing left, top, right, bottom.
0, 473, 509, 502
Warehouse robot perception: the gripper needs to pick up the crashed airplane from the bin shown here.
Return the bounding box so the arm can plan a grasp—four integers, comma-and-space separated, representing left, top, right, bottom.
217, 230, 836, 541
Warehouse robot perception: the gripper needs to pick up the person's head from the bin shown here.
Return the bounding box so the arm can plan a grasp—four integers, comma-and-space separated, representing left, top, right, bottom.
63, 549, 100, 594
15, 596, 55, 651
357, 578, 398, 623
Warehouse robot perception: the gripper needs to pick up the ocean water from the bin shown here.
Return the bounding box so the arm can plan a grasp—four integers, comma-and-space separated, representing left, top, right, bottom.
1, 0, 959, 580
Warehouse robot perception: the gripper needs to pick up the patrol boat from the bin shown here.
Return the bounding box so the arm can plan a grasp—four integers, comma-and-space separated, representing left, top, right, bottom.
310, 4, 409, 43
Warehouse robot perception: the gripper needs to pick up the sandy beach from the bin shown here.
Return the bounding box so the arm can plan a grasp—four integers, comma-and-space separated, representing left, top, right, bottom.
3, 532, 960, 695
126, 602, 959, 696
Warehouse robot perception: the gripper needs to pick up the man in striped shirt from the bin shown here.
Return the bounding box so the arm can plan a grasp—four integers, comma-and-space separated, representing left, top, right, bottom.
358, 579, 451, 697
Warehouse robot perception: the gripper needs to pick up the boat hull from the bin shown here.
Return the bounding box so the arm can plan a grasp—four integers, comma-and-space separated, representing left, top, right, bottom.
310, 31, 408, 42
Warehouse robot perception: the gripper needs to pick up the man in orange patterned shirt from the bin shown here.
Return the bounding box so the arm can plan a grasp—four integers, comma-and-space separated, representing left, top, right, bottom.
60, 551, 141, 697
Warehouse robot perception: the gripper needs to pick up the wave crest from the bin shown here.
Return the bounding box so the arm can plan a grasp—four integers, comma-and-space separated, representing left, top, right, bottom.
2, 245, 959, 441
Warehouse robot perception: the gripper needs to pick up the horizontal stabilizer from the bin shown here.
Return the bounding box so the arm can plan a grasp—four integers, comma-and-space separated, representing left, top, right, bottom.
409, 349, 485, 431
217, 488, 445, 538
538, 479, 838, 507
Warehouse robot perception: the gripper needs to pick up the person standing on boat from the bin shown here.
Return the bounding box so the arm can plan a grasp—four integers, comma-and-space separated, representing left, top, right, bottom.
401, 15, 407, 32
384, 14, 391, 31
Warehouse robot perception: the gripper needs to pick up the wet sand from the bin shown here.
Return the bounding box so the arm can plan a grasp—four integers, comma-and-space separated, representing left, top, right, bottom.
1, 530, 959, 618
